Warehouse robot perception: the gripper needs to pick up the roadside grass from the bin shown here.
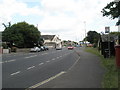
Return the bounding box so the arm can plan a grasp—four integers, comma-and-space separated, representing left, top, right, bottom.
85, 47, 119, 88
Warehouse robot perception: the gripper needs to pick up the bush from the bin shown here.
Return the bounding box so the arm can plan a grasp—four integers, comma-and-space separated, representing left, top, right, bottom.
2, 43, 8, 49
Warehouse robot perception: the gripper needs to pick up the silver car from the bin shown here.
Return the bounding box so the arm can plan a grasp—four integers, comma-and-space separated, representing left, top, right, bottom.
30, 47, 41, 52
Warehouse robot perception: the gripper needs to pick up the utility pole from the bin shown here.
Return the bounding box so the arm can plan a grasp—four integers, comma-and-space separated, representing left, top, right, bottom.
118, 16, 120, 32
84, 21, 86, 46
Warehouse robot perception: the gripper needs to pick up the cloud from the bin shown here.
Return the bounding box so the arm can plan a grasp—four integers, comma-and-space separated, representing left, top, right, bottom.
0, 0, 118, 41
0, 0, 40, 28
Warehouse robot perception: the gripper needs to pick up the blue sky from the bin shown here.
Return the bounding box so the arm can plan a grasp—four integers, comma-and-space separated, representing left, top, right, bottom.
0, 0, 118, 41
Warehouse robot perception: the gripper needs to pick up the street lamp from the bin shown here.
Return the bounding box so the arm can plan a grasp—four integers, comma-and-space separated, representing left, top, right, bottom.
84, 21, 87, 46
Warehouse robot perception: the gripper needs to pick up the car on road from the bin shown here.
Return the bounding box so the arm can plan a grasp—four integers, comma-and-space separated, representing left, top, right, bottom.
40, 46, 45, 51
67, 46, 74, 50
30, 47, 41, 52
56, 47, 62, 50
44, 46, 49, 50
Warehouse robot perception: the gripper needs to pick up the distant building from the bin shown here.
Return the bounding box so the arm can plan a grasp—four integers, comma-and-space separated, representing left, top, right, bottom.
41, 35, 62, 48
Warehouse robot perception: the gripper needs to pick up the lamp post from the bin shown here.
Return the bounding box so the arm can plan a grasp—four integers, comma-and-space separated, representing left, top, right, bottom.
84, 21, 86, 46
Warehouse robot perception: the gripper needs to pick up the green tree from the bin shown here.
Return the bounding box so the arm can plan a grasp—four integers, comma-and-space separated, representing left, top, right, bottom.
2, 22, 41, 48
86, 31, 100, 44
101, 1, 120, 25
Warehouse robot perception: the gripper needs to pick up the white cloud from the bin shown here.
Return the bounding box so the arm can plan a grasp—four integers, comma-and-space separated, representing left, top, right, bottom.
0, 0, 40, 30
38, 0, 118, 41
0, 0, 118, 41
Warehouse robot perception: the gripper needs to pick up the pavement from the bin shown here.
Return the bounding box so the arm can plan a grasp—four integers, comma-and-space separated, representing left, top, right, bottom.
38, 47, 105, 88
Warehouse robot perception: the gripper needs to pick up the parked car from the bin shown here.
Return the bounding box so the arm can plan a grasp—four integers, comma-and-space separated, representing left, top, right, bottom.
56, 44, 62, 50
40, 46, 45, 51
44, 46, 49, 50
56, 47, 62, 50
67, 46, 74, 50
30, 47, 41, 52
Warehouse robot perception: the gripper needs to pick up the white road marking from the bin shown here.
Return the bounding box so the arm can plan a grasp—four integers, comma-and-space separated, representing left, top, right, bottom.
56, 57, 59, 59
39, 63, 44, 66
52, 58, 55, 61
25, 55, 37, 59
28, 71, 66, 88
11, 71, 21, 76
46, 61, 50, 63
27, 66, 35, 70
59, 56, 62, 58
7, 59, 16, 63
0, 62, 3, 64
42, 53, 48, 55
3, 59, 16, 63
68, 57, 80, 71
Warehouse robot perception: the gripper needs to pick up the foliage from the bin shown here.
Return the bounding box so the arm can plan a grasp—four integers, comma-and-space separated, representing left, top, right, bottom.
2, 43, 8, 49
2, 22, 41, 48
101, 1, 120, 25
110, 32, 120, 36
86, 31, 100, 44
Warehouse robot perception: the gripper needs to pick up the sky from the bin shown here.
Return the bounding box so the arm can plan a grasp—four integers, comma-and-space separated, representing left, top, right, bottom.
0, 0, 119, 41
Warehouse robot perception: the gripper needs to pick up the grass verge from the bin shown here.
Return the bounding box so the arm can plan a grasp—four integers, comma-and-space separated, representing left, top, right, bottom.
85, 47, 119, 88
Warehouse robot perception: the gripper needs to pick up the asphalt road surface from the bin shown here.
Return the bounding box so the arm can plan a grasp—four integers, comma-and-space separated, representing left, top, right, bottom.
2, 47, 80, 88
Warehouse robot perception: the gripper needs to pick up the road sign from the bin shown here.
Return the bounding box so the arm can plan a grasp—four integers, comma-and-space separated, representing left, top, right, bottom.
105, 27, 110, 33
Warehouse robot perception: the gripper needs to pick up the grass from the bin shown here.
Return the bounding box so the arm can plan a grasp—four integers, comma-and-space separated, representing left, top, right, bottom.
85, 47, 119, 88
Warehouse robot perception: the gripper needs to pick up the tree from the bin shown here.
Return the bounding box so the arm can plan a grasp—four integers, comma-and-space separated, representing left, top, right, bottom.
101, 1, 120, 25
2, 22, 41, 48
86, 31, 100, 44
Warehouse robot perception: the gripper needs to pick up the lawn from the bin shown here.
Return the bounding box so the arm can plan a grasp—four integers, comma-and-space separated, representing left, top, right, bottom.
85, 47, 119, 88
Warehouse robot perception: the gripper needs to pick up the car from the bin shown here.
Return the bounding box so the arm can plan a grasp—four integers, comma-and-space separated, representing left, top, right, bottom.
67, 46, 74, 50
30, 47, 41, 52
40, 46, 45, 51
44, 46, 49, 50
56, 47, 62, 50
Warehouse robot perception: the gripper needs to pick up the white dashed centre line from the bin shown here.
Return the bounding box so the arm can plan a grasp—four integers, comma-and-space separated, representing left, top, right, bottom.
11, 71, 21, 76
0, 62, 3, 64
27, 66, 35, 70
59, 56, 62, 58
39, 63, 44, 66
52, 58, 55, 61
7, 59, 16, 63
56, 57, 59, 59
46, 61, 50, 63
25, 55, 37, 59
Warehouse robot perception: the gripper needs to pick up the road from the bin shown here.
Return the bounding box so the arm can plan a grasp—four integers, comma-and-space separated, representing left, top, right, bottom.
2, 47, 80, 88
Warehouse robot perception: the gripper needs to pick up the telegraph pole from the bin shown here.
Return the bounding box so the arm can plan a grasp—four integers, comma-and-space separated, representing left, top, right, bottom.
84, 21, 86, 46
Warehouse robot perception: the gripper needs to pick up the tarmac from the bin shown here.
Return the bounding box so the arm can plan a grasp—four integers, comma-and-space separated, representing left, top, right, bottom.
37, 47, 105, 88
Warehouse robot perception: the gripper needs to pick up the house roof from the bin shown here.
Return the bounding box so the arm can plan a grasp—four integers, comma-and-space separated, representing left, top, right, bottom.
41, 35, 55, 41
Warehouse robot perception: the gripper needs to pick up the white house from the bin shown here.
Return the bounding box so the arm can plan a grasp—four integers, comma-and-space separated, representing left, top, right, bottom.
41, 35, 62, 48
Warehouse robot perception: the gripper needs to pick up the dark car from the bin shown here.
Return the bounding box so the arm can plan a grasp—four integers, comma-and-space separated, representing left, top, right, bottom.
44, 46, 49, 50
40, 46, 45, 51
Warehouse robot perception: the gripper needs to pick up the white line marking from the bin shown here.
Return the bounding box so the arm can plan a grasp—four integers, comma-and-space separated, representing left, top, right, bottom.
52, 58, 55, 61
28, 71, 66, 88
39, 63, 44, 65
7, 59, 16, 63
27, 66, 35, 70
59, 56, 62, 58
68, 57, 80, 71
0, 62, 3, 64
42, 53, 48, 55
11, 71, 21, 76
25, 55, 37, 59
46, 61, 50, 63
56, 57, 59, 59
